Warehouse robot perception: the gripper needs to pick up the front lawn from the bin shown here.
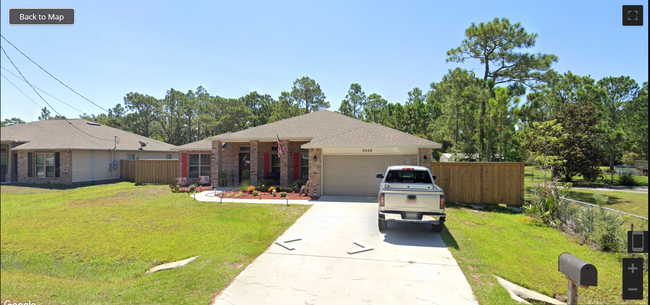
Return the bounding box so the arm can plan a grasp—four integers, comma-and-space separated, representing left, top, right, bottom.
1, 182, 310, 304
441, 202, 648, 305
524, 165, 649, 187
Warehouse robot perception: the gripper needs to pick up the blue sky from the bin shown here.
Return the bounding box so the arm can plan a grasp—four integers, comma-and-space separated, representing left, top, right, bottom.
1, 0, 648, 122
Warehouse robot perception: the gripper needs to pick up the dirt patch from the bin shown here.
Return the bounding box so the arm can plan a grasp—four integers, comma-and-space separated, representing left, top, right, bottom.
469, 273, 493, 287
220, 190, 318, 201
221, 262, 244, 269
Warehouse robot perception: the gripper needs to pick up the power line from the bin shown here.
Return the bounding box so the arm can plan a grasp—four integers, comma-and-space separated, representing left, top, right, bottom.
1, 46, 112, 141
1, 72, 42, 109
1, 34, 109, 113
1, 66, 86, 114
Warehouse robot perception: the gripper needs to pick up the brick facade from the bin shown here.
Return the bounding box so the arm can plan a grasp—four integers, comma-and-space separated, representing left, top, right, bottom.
17, 150, 72, 184
280, 139, 289, 186
211, 140, 221, 187
250, 140, 259, 186
418, 148, 432, 169
308, 148, 322, 197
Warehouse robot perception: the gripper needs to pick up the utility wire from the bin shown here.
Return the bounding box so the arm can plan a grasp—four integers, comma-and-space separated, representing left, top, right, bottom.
1, 34, 109, 113
1, 72, 42, 109
2, 66, 86, 114
1, 46, 112, 141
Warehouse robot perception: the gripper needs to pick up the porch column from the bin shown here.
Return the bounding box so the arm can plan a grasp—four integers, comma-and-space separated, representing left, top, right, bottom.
419, 148, 432, 169
211, 140, 221, 187
250, 140, 259, 186
280, 139, 290, 186
308, 148, 322, 197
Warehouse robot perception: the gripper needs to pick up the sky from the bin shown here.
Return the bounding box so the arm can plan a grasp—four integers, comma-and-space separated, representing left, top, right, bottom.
1, 0, 648, 123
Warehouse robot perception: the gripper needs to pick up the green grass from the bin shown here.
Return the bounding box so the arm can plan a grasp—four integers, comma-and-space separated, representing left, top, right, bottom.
1, 182, 311, 304
564, 189, 649, 218
524, 166, 648, 187
441, 203, 648, 305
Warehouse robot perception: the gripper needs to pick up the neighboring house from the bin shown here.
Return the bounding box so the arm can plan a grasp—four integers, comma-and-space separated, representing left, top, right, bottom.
179, 110, 442, 197
0, 119, 178, 184
439, 153, 480, 162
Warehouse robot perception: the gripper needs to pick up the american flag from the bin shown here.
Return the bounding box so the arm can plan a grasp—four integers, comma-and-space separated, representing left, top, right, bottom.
276, 134, 283, 157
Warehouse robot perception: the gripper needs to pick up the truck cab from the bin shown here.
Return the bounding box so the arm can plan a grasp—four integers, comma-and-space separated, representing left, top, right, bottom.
376, 165, 446, 232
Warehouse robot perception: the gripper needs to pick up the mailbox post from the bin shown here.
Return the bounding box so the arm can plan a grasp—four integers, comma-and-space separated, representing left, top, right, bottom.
558, 252, 598, 305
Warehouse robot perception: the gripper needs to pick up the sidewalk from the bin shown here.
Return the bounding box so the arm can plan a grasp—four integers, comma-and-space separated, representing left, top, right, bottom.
571, 186, 648, 193
190, 190, 316, 205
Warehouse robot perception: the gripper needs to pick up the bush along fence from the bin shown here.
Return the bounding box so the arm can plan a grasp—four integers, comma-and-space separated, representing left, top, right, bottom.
525, 187, 648, 253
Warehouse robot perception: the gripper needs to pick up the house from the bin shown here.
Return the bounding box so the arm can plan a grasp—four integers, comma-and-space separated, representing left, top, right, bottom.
439, 153, 480, 162
0, 119, 178, 184
178, 110, 442, 197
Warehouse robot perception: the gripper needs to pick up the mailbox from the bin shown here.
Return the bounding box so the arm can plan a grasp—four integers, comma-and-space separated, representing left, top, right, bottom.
558, 252, 598, 286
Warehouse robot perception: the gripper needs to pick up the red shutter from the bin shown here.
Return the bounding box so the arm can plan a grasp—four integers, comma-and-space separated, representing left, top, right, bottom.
182, 153, 188, 177
293, 153, 300, 180
264, 153, 270, 177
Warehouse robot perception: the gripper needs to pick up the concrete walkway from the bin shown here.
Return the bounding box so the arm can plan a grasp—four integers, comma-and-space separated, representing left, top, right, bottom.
211, 199, 478, 305
191, 190, 316, 205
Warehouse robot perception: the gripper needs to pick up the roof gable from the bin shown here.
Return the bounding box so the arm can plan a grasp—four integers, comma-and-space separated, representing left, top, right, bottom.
1, 119, 178, 152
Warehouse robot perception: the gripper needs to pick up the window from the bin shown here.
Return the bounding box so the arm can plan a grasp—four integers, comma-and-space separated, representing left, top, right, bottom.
189, 154, 211, 178
36, 153, 55, 178
271, 146, 278, 151
127, 154, 135, 160
385, 170, 432, 184
300, 150, 309, 181
271, 154, 280, 173
166, 154, 172, 159
240, 147, 250, 151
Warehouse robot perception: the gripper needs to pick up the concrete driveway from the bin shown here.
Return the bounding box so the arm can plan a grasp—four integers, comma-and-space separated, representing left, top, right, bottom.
211, 197, 478, 305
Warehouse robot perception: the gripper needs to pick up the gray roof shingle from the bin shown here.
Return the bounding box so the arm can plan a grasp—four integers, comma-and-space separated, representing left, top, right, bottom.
1, 119, 178, 152
209, 110, 441, 148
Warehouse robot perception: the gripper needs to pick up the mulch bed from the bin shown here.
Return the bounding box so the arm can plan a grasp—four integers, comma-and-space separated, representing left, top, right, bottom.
178, 186, 213, 193
219, 190, 318, 200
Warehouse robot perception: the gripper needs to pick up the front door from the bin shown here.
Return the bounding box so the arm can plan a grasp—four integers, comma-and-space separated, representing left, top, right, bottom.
239, 153, 250, 183
0, 150, 7, 183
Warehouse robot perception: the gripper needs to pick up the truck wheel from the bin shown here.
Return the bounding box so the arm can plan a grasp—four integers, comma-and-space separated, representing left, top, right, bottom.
378, 219, 388, 231
431, 223, 443, 232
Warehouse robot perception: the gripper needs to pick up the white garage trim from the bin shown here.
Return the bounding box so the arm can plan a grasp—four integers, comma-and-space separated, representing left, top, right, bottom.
322, 147, 418, 155
321, 155, 417, 197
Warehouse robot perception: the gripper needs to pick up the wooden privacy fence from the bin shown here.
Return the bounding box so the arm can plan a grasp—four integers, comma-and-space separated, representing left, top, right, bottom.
120, 159, 178, 185
430, 162, 525, 206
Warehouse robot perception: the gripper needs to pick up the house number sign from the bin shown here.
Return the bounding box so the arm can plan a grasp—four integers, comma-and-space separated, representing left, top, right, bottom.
362, 149, 373, 153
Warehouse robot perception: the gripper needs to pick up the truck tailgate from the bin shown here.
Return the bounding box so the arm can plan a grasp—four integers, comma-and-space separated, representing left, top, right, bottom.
384, 189, 442, 213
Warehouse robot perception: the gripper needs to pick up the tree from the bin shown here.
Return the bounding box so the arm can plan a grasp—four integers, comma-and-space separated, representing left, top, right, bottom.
554, 102, 605, 182
338, 83, 366, 119
38, 107, 66, 120
269, 91, 300, 123
430, 68, 482, 157
241, 91, 275, 128
525, 120, 567, 186
489, 87, 520, 161
447, 17, 558, 160
596, 76, 640, 170
123, 92, 160, 138
290, 76, 329, 114
626, 81, 648, 159
1, 117, 25, 127
364, 93, 387, 124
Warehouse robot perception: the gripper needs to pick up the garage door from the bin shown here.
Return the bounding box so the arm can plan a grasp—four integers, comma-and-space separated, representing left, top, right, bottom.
323, 155, 417, 197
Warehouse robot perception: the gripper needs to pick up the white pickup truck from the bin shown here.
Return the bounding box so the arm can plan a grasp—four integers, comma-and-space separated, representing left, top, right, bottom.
376, 165, 446, 232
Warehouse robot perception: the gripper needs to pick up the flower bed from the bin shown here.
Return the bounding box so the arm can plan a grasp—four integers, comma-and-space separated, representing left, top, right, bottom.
219, 190, 318, 200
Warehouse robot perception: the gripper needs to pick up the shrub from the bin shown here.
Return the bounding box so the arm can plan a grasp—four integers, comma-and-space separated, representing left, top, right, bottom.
589, 209, 626, 252
242, 169, 250, 180
592, 193, 609, 206
252, 190, 259, 196
262, 179, 274, 187
280, 192, 287, 197
169, 184, 181, 193
188, 184, 198, 193
622, 152, 639, 166
235, 192, 242, 198
524, 183, 571, 227
240, 180, 251, 192
247, 186, 255, 193
524, 155, 537, 166
292, 179, 306, 189
618, 172, 637, 186
268, 186, 275, 192
258, 184, 266, 192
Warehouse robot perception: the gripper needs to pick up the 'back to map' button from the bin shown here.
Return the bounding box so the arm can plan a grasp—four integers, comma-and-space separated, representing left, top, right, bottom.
9, 9, 75, 25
